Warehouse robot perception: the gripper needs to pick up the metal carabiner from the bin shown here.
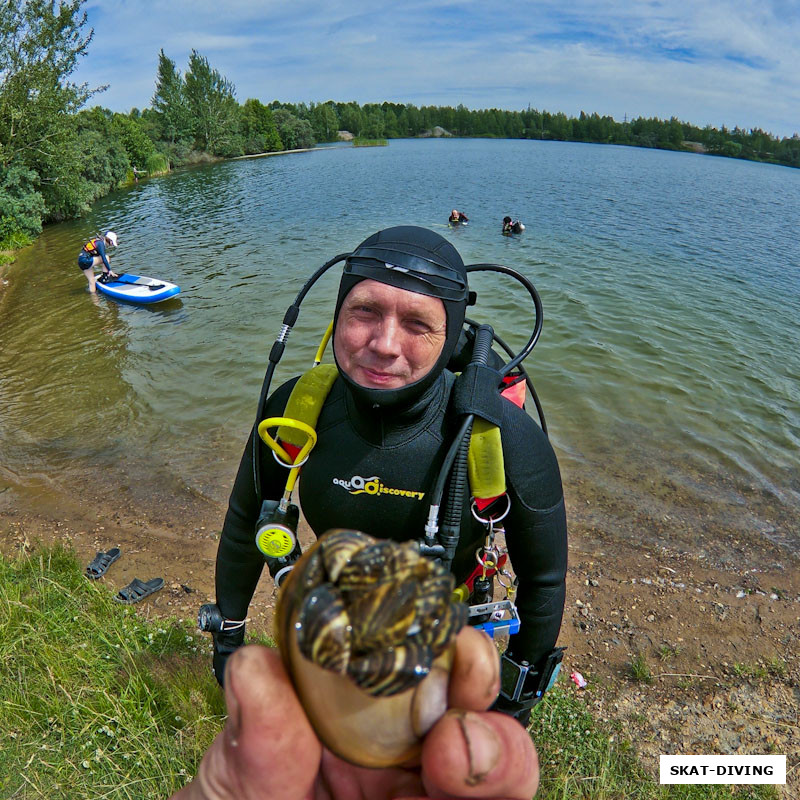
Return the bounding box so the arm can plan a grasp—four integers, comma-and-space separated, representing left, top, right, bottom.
475, 545, 501, 570
495, 566, 513, 588
470, 494, 511, 526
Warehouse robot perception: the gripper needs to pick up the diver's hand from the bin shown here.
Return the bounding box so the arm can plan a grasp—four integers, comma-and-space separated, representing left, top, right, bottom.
173, 629, 539, 800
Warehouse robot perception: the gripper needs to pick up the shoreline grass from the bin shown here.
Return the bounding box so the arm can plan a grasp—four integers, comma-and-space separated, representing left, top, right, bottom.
0, 545, 782, 800
0, 546, 224, 799
352, 137, 388, 147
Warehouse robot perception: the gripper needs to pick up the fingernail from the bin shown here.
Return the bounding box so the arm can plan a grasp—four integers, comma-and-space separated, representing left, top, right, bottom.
224, 662, 241, 749
453, 710, 501, 786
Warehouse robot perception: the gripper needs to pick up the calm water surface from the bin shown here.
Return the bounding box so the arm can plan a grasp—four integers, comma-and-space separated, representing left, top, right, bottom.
2, 139, 798, 563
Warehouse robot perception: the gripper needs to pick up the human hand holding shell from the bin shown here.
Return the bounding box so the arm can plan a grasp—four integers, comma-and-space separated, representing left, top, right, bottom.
174, 634, 539, 800
276, 528, 470, 768
173, 529, 540, 799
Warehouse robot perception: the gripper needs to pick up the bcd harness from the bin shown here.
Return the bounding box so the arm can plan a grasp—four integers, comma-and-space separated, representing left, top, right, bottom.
254, 355, 526, 639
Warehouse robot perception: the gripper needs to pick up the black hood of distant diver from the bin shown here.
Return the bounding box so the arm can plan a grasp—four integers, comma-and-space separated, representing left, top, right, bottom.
333, 226, 471, 409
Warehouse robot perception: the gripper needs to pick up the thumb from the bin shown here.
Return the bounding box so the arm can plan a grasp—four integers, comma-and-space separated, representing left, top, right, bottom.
420, 710, 539, 799
176, 645, 322, 800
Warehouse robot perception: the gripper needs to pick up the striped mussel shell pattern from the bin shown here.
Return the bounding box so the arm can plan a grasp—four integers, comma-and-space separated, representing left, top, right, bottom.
287, 529, 467, 697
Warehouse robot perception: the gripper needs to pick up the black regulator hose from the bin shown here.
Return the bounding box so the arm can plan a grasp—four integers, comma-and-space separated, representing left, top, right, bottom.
465, 263, 543, 376
423, 324, 495, 570
252, 253, 351, 502
464, 318, 548, 436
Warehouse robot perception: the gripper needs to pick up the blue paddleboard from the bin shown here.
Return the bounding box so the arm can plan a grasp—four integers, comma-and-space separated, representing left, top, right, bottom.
96, 273, 180, 304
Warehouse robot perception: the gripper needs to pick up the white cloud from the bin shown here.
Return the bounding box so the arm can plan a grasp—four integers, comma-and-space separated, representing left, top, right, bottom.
72, 1, 800, 137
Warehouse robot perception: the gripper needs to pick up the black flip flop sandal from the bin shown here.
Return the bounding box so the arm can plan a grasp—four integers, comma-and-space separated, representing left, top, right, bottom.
114, 577, 164, 604
85, 547, 122, 579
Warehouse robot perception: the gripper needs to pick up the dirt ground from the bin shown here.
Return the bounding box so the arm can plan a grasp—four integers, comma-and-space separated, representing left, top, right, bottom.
2, 470, 798, 796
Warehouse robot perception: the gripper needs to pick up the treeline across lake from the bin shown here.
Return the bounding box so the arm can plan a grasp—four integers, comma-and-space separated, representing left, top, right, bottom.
311, 102, 800, 171
2, 1, 799, 257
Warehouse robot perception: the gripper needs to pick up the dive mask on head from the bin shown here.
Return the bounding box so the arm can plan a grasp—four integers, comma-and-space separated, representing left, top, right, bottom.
333, 226, 472, 409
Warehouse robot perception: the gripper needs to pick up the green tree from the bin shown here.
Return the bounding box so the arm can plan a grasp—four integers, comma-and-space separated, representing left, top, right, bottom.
272, 109, 315, 150
546, 112, 571, 140
0, 0, 101, 229
310, 102, 339, 142
111, 112, 155, 168
382, 108, 398, 138
667, 116, 683, 148
0, 163, 46, 240
183, 50, 240, 155
455, 104, 471, 136
362, 110, 384, 139
0, 0, 96, 165
506, 111, 525, 138
73, 107, 129, 197
240, 98, 282, 154
150, 49, 192, 144
338, 103, 365, 136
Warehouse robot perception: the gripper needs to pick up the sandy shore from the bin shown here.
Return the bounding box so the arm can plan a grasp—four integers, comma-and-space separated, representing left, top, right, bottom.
2, 463, 798, 794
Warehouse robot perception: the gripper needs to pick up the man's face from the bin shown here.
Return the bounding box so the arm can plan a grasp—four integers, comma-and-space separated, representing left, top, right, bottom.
334, 279, 447, 390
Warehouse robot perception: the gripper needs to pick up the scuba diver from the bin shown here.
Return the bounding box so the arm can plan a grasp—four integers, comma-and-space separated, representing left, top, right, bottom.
77, 231, 119, 292
502, 217, 525, 235
207, 226, 567, 726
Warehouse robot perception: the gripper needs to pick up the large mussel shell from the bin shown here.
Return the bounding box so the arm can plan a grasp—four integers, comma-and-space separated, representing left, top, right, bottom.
276, 528, 466, 767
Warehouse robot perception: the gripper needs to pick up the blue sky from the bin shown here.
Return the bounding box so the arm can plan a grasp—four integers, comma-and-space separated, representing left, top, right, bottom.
72, 1, 800, 138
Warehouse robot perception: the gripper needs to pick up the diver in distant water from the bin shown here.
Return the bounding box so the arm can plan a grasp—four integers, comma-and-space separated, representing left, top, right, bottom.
77, 231, 119, 293
448, 209, 469, 224
502, 216, 525, 235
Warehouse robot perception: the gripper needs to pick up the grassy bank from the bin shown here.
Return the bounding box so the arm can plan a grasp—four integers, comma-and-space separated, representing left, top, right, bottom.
0, 545, 782, 800
0, 546, 224, 799
0, 230, 34, 266
352, 137, 388, 146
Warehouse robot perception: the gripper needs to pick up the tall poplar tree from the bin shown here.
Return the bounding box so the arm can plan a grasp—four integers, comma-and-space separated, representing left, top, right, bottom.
151, 49, 192, 144
183, 50, 239, 155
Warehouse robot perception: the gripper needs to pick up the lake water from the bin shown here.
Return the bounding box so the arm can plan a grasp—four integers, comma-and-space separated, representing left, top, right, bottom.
1, 138, 798, 566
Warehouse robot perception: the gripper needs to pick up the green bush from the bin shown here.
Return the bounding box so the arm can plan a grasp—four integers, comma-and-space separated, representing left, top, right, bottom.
0, 163, 46, 240
145, 152, 170, 176
112, 113, 157, 169
273, 109, 316, 150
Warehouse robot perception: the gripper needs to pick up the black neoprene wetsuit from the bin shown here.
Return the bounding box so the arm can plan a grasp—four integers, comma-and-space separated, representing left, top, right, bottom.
215, 369, 568, 669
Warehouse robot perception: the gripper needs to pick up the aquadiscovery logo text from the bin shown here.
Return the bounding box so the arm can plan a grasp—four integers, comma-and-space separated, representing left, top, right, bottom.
332, 474, 425, 501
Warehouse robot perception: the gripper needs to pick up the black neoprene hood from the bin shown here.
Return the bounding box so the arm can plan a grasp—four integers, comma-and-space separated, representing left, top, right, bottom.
333, 226, 470, 408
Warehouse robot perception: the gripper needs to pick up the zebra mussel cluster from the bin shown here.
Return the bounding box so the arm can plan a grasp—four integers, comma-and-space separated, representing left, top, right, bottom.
276, 528, 468, 767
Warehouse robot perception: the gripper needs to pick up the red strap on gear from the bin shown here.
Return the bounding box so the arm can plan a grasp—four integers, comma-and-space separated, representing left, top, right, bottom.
474, 495, 504, 512
463, 551, 508, 592
279, 441, 302, 464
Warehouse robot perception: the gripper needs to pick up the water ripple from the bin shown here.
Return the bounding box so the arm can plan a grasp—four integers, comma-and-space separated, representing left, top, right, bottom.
2, 139, 799, 555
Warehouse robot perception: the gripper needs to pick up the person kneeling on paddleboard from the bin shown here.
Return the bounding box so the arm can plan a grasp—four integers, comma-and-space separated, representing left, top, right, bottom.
208, 226, 567, 727
77, 231, 119, 293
